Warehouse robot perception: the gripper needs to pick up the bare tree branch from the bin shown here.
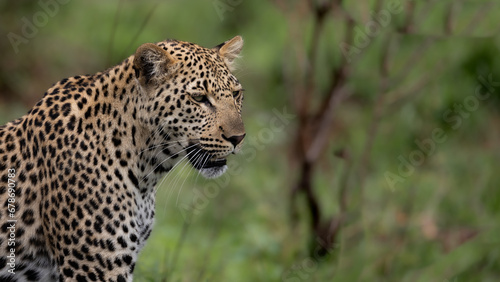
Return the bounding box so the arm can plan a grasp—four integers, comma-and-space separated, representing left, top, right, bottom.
305, 9, 354, 163
306, 83, 349, 163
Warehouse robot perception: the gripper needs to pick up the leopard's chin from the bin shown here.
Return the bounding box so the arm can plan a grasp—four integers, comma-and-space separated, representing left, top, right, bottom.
186, 144, 228, 179
199, 165, 228, 179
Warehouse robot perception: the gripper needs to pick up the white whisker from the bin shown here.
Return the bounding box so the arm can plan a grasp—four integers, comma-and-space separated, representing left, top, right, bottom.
160, 150, 199, 214
154, 152, 191, 194
175, 149, 206, 205
139, 137, 177, 155
193, 151, 210, 184
155, 146, 197, 194
140, 143, 197, 184
167, 150, 197, 201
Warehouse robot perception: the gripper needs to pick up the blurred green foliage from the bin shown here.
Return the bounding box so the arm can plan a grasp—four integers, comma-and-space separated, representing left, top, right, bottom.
1, 0, 500, 281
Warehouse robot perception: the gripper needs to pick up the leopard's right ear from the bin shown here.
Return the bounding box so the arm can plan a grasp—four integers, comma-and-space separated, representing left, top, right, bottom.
214, 36, 243, 71
133, 43, 179, 86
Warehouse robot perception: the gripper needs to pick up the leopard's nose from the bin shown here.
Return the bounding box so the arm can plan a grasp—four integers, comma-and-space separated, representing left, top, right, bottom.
222, 133, 246, 148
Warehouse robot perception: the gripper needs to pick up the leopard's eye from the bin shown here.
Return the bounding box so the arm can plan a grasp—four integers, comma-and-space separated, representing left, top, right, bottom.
233, 89, 244, 98
191, 94, 210, 105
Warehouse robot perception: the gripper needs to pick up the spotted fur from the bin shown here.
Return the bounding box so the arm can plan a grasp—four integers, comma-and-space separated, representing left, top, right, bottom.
0, 36, 245, 281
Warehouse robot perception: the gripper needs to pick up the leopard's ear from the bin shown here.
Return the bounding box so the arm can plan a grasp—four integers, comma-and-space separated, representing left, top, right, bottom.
214, 36, 243, 70
133, 43, 179, 86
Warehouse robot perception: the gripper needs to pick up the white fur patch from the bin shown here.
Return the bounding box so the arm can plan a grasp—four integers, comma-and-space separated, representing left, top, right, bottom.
200, 165, 228, 179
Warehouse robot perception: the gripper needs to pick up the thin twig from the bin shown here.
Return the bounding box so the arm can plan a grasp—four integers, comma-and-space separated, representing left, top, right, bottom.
384, 65, 445, 114
121, 3, 159, 60
357, 33, 393, 204
107, 0, 122, 66
196, 221, 222, 281
462, 1, 494, 36
167, 208, 193, 280
399, 0, 416, 33
444, 2, 455, 35
391, 37, 436, 87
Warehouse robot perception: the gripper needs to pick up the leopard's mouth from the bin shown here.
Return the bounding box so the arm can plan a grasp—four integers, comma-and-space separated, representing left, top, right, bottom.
186, 143, 227, 178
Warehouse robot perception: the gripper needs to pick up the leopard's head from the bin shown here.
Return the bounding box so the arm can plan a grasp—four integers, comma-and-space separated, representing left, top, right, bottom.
133, 36, 245, 178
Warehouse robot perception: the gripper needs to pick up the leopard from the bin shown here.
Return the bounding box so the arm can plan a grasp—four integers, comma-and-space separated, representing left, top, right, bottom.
0, 36, 245, 281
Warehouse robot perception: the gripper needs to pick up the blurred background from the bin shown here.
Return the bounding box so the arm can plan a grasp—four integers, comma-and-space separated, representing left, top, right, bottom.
1, 0, 500, 281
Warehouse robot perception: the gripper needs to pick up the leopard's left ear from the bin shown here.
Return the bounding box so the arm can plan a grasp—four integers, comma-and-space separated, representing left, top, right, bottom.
214, 36, 243, 70
134, 43, 179, 86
